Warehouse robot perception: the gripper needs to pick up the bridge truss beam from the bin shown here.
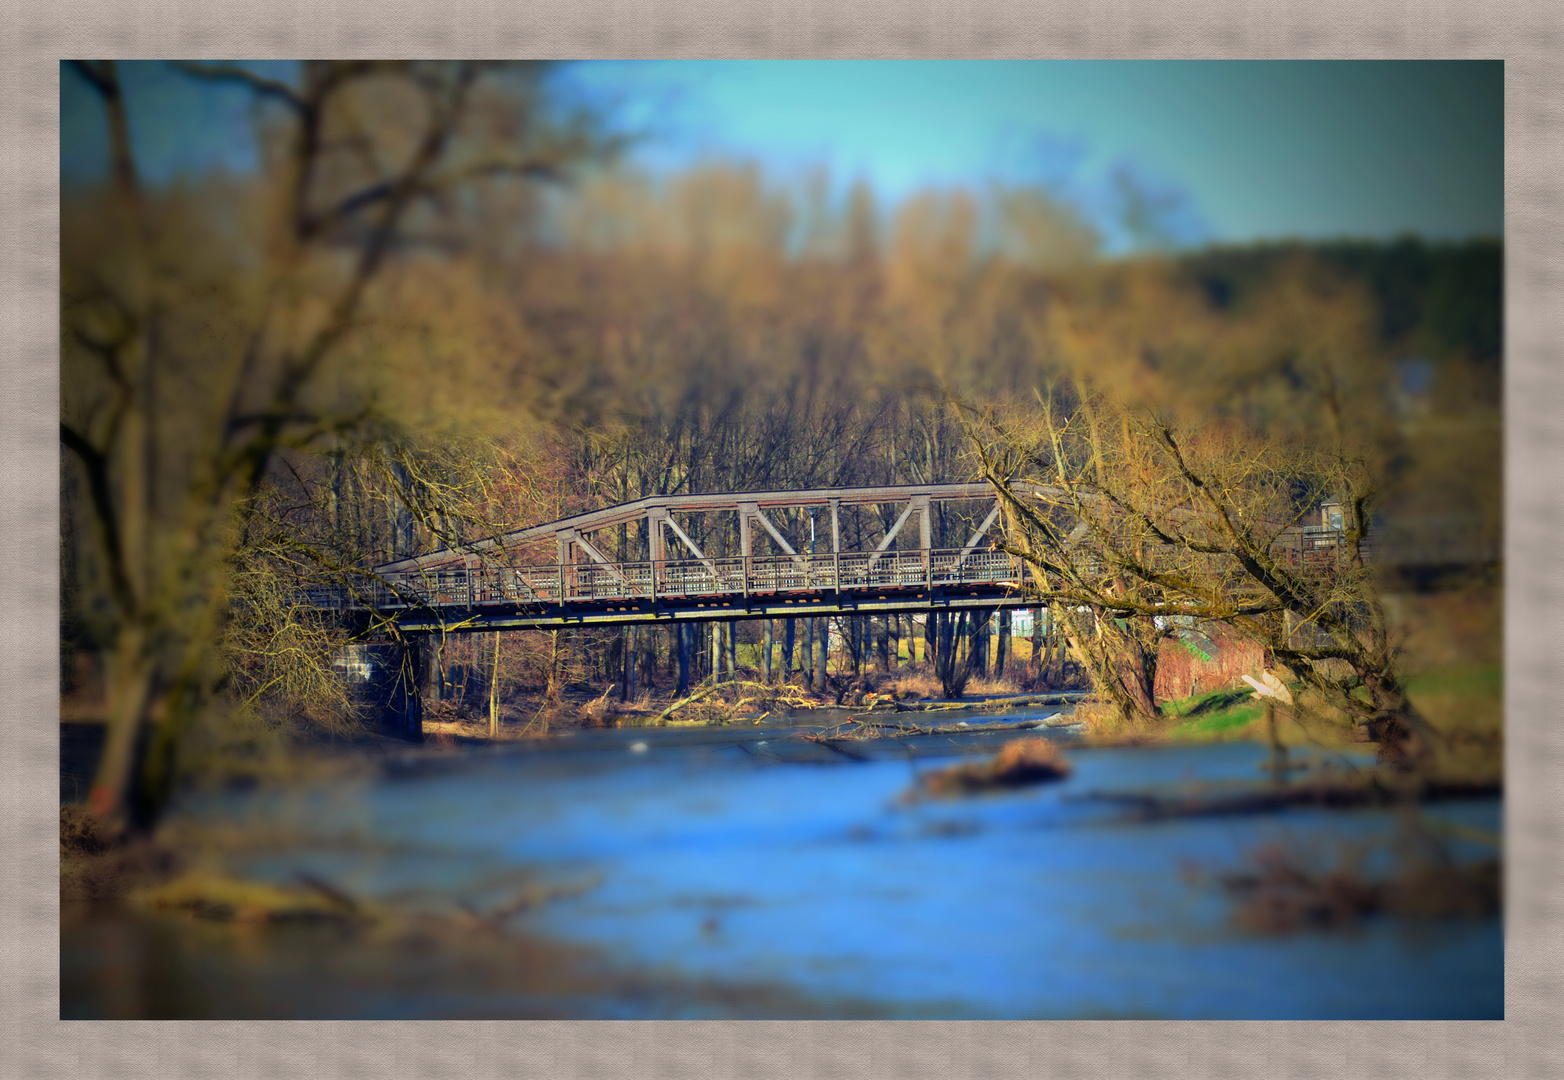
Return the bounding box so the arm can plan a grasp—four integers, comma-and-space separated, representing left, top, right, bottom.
374, 482, 1019, 577
381, 585, 1035, 635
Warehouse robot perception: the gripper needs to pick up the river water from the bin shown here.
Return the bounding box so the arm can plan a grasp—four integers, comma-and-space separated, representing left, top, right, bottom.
61, 710, 1502, 1019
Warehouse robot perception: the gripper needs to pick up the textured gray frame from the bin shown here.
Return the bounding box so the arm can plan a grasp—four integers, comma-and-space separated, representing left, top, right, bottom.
5, 12, 1557, 1077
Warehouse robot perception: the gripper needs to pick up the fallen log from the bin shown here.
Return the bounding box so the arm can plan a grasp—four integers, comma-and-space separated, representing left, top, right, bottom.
657, 680, 820, 721
830, 713, 1080, 738
969, 692, 1092, 711
880, 692, 1091, 714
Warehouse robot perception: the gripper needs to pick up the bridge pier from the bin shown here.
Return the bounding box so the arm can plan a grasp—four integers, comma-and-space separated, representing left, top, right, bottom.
381, 636, 428, 740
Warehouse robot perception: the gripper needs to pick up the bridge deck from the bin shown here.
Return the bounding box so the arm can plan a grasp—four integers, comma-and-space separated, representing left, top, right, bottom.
315, 549, 1032, 632
312, 536, 1386, 633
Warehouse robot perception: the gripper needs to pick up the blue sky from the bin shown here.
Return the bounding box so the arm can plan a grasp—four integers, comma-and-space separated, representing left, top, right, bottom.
64, 60, 1502, 252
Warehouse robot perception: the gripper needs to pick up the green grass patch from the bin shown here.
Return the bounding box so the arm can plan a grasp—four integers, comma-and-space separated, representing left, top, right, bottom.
1167, 703, 1265, 740
1150, 663, 1503, 753
1159, 684, 1267, 741
1161, 685, 1255, 720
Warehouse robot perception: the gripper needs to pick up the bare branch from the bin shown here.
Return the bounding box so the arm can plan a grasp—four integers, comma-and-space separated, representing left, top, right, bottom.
172, 61, 307, 114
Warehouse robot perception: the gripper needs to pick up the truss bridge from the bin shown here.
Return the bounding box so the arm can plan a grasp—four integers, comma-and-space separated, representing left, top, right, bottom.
302, 481, 1493, 635
323, 483, 1038, 633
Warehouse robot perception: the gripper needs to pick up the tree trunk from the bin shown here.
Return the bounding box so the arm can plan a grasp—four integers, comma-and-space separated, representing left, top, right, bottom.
424, 634, 444, 714
763, 619, 773, 683
803, 617, 814, 683
641, 628, 655, 693
783, 617, 796, 675
489, 631, 500, 738
1031, 606, 1044, 683
936, 610, 979, 698
545, 629, 561, 707
1263, 701, 1288, 778
1117, 627, 1160, 720
1065, 612, 1160, 725
618, 628, 629, 701
1047, 604, 1064, 686
1359, 667, 1436, 766
875, 616, 890, 671
623, 625, 638, 701
813, 617, 828, 693
88, 626, 156, 830
676, 624, 691, 696
970, 610, 989, 679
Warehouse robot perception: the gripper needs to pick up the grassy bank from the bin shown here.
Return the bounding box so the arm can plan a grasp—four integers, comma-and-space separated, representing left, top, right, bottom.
1066, 586, 1503, 768
1162, 687, 1268, 740
1073, 658, 1502, 765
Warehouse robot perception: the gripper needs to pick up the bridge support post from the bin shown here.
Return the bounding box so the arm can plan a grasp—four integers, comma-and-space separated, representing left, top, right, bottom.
385, 636, 426, 740
424, 633, 445, 712
830, 499, 841, 589
917, 494, 932, 568
647, 507, 667, 597
738, 503, 754, 598
558, 532, 575, 601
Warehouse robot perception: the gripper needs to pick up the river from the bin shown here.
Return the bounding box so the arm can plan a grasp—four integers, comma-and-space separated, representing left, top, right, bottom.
61, 708, 1502, 1019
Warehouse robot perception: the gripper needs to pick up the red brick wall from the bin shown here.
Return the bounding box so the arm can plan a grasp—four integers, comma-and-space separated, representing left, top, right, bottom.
1154, 625, 1266, 703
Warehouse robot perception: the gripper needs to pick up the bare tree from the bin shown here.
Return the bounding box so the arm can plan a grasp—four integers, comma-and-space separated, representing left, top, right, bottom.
959, 368, 1438, 763
61, 60, 601, 834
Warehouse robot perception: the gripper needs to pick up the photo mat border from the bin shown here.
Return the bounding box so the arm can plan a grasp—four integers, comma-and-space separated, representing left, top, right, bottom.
4, 6, 1558, 1076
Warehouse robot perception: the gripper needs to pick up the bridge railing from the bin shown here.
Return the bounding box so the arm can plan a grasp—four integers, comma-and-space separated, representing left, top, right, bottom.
931, 548, 1018, 587
330, 547, 1024, 612
742, 553, 833, 594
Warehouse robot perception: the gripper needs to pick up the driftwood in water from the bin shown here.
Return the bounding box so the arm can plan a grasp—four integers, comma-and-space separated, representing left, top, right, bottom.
914, 738, 1073, 797
819, 713, 1080, 740
855, 691, 1090, 716
657, 679, 820, 721
967, 692, 1091, 711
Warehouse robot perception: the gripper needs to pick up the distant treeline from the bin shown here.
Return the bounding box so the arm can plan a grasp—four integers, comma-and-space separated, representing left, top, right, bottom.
1182, 237, 1501, 374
